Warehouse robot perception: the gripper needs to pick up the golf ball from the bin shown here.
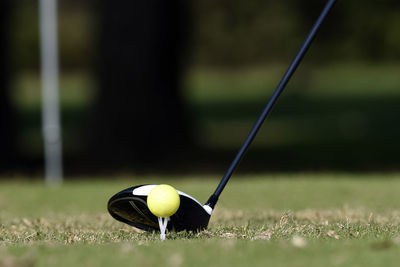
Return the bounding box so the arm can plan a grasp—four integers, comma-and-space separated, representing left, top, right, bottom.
147, 184, 180, 218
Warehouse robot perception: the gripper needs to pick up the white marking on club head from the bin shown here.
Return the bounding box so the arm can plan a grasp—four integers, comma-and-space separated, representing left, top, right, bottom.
132, 185, 157, 196
203, 204, 213, 215
132, 184, 211, 214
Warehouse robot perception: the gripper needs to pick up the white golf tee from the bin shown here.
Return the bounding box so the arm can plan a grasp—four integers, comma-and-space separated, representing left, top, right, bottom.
158, 217, 169, 240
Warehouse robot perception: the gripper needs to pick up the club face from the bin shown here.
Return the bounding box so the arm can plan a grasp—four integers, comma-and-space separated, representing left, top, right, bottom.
108, 185, 212, 232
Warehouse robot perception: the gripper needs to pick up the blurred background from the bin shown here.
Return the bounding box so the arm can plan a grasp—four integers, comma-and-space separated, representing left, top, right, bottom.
1, 0, 400, 177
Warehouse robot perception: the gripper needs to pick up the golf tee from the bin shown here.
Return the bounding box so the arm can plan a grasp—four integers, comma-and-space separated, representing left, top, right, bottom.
158, 217, 169, 240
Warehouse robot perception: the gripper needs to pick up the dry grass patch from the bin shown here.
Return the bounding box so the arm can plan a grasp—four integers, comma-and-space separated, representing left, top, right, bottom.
1, 208, 400, 245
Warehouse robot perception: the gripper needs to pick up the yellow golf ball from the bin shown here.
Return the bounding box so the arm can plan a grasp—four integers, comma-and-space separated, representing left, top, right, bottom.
147, 184, 180, 218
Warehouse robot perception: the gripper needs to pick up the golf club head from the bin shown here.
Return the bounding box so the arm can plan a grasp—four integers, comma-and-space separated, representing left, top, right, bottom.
108, 185, 212, 232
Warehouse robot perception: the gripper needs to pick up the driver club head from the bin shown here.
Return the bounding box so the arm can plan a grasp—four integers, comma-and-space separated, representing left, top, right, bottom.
107, 185, 212, 232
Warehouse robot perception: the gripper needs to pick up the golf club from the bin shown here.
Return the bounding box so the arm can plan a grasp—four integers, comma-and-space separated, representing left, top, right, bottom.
108, 0, 337, 232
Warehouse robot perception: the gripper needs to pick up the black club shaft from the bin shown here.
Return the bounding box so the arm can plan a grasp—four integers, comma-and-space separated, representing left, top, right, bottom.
206, 0, 337, 208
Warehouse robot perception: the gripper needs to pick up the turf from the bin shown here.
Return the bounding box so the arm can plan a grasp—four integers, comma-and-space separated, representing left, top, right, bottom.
11, 64, 400, 170
1, 173, 400, 266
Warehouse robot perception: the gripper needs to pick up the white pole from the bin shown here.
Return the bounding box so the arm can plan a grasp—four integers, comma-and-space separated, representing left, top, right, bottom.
39, 0, 63, 184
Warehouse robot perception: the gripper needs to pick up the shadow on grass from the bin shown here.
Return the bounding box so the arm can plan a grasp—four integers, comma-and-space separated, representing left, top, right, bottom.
10, 92, 400, 175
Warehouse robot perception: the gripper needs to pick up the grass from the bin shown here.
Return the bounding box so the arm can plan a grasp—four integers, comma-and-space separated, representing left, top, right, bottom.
187, 64, 400, 152
1, 173, 400, 266
10, 63, 400, 170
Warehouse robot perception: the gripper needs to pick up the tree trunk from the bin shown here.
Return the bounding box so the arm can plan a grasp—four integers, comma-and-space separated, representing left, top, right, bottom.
84, 0, 193, 168
0, 0, 16, 170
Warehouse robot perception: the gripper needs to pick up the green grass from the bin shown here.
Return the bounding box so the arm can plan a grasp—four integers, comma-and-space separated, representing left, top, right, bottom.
186, 64, 400, 151
1, 174, 400, 266
10, 64, 400, 170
